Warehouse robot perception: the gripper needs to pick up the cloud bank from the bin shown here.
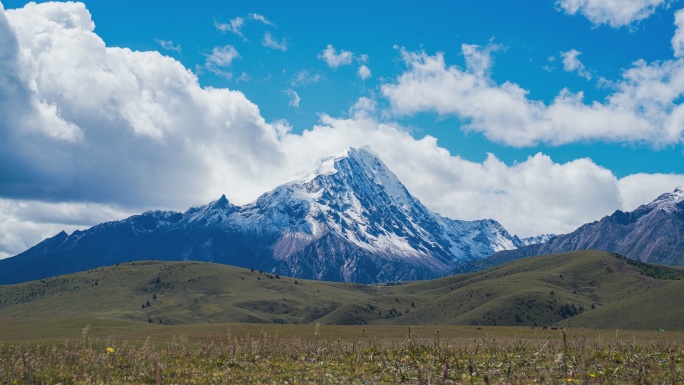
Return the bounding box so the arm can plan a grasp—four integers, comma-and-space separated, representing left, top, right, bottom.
0, 2, 683, 259
1, 2, 283, 207
381, 44, 684, 147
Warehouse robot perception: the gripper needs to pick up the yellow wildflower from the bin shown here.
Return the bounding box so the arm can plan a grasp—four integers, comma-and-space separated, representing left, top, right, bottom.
106, 347, 115, 353
567, 378, 573, 383
590, 373, 596, 378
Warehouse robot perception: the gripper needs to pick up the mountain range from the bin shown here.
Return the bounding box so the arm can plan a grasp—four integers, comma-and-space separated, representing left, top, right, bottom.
456, 187, 684, 274
3, 146, 683, 286
0, 147, 532, 284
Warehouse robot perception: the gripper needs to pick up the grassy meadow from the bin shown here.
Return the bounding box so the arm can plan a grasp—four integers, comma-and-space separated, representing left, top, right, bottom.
1, 250, 683, 383
1, 321, 683, 384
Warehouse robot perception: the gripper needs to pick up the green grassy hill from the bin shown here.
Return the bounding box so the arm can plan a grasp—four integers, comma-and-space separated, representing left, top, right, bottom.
1, 250, 682, 330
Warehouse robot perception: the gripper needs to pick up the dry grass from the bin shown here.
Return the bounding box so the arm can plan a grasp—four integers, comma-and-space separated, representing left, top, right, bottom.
1, 323, 683, 384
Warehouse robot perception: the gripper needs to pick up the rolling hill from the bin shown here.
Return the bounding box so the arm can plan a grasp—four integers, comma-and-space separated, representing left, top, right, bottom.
1, 250, 682, 330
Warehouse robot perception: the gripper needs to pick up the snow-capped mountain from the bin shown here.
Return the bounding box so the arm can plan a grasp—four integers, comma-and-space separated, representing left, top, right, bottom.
0, 147, 534, 284
517, 234, 556, 247
479, 187, 684, 268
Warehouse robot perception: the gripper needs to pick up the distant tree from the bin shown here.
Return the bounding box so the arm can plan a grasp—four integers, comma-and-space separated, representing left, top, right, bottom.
146, 300, 151, 307
147, 317, 152, 323
559, 303, 578, 318
153, 294, 157, 301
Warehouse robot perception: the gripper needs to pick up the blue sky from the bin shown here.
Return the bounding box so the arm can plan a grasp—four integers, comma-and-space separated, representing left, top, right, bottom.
1, 0, 684, 258
72, 0, 683, 175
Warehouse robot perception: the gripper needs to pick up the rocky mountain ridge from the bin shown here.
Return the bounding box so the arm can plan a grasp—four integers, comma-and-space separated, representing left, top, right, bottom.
462, 187, 684, 273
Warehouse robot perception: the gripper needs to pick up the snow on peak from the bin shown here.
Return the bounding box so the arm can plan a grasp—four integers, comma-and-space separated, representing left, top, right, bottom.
299, 146, 379, 180
518, 234, 556, 246
183, 194, 237, 225
649, 187, 684, 213
289, 146, 413, 207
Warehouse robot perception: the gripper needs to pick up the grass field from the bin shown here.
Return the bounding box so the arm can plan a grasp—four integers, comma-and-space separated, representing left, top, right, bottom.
2, 251, 684, 383
1, 320, 683, 384
1, 251, 683, 330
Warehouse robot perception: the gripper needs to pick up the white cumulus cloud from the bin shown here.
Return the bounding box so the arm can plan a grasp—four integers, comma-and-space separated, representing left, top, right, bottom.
249, 13, 275, 26
561, 49, 591, 79
263, 32, 287, 51
358, 64, 372, 80
284, 89, 301, 108
319, 44, 353, 69
1, 2, 283, 210
291, 69, 321, 86
214, 16, 246, 40
205, 45, 240, 78
349, 97, 377, 118
381, 44, 684, 147
556, 0, 672, 28
155, 39, 181, 55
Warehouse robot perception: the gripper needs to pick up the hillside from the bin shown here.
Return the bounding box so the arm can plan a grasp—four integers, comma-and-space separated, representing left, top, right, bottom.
0, 250, 682, 330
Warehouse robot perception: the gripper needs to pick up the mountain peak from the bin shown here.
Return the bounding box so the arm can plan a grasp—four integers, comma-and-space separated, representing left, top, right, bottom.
306, 146, 414, 208
299, 146, 377, 182
648, 187, 684, 213
671, 187, 684, 200
328, 145, 375, 160
215, 194, 229, 208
